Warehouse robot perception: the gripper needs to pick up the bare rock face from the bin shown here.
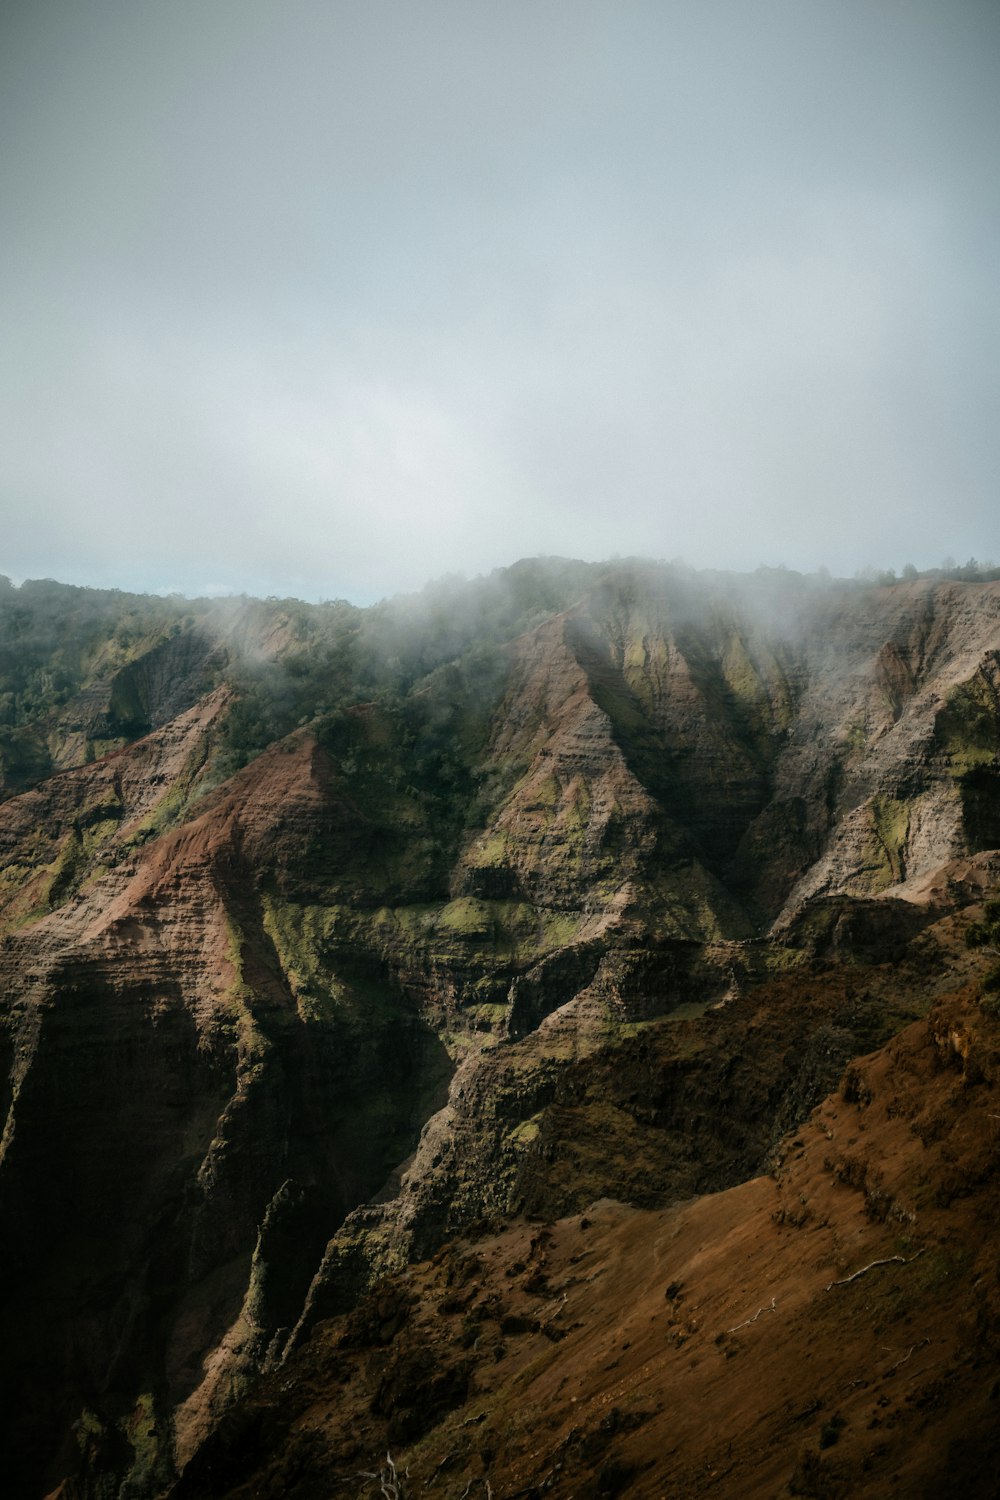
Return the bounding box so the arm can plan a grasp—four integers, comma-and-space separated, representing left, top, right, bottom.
1, 564, 999, 1496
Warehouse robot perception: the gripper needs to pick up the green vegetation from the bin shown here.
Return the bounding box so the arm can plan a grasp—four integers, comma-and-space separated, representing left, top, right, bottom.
933, 662, 1000, 853
934, 664, 1000, 774
123, 748, 211, 851
221, 913, 271, 1069
261, 893, 361, 1024
217, 558, 599, 786
508, 1115, 542, 1146
965, 897, 1000, 1007
856, 558, 1000, 586
0, 578, 203, 793
3, 558, 998, 950
869, 795, 910, 887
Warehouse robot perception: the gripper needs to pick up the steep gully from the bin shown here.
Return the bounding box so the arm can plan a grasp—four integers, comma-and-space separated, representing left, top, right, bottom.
0, 573, 997, 1495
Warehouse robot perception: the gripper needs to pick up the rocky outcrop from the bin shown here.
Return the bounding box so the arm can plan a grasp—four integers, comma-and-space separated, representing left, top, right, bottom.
0, 564, 998, 1496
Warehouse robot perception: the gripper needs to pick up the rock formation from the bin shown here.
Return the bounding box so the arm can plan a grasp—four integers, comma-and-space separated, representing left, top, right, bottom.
0, 561, 998, 1496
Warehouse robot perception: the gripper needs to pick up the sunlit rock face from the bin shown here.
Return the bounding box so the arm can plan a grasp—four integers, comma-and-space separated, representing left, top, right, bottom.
1, 563, 999, 1496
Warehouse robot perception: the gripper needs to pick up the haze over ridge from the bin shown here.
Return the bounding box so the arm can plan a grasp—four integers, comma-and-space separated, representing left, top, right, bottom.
2, 0, 998, 602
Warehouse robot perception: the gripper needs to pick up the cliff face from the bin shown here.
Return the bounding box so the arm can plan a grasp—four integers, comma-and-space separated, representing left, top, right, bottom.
0, 723, 451, 1496
0, 563, 998, 1496
453, 574, 1000, 934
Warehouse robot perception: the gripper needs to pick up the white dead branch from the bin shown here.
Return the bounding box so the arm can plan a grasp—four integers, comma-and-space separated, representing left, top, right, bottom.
825, 1247, 924, 1292
726, 1295, 777, 1333
881, 1336, 930, 1374
359, 1453, 408, 1500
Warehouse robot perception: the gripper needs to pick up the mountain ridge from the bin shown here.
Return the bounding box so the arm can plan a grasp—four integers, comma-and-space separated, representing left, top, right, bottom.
0, 559, 998, 1495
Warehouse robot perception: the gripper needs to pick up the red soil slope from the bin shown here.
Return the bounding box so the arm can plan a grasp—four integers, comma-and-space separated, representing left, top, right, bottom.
170, 984, 1000, 1500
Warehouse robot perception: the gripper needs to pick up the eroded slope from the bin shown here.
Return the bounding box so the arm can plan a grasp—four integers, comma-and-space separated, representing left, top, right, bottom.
0, 564, 998, 1496
169, 974, 1000, 1500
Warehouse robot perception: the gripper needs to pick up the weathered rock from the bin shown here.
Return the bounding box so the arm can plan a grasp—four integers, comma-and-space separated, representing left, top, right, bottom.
1, 564, 999, 1496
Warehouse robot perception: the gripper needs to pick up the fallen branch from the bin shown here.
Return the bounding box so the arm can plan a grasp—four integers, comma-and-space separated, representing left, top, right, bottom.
881, 1337, 929, 1374
726, 1295, 776, 1333
825, 1248, 924, 1292
358, 1453, 407, 1500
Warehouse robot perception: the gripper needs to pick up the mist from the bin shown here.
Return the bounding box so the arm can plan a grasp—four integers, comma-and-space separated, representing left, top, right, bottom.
2, 0, 998, 602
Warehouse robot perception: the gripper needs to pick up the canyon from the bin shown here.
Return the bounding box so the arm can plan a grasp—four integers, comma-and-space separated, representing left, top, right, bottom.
0, 561, 998, 1498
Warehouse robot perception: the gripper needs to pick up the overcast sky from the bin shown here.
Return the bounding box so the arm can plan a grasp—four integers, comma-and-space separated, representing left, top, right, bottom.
2, 1, 998, 602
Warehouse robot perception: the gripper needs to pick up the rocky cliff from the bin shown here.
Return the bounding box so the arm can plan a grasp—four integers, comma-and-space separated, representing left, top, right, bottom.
0, 562, 998, 1497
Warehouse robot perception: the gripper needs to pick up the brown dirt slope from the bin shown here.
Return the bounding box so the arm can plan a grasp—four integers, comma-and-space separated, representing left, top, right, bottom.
167, 980, 1000, 1500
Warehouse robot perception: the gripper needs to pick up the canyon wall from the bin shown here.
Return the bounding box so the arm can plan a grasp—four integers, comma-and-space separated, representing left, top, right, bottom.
0, 564, 998, 1495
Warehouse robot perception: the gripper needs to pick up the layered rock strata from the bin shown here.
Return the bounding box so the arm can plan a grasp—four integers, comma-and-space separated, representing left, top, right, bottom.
0, 566, 997, 1495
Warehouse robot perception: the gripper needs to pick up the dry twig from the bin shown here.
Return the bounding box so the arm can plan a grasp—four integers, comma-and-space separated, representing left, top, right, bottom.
359, 1453, 407, 1500
726, 1295, 777, 1333
881, 1337, 929, 1374
825, 1248, 924, 1292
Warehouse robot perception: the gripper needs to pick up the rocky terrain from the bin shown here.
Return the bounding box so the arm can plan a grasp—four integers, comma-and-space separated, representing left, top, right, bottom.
168, 977, 1000, 1500
0, 561, 998, 1497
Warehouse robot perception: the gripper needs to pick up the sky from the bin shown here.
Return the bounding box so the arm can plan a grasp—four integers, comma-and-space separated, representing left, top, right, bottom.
2, 0, 998, 604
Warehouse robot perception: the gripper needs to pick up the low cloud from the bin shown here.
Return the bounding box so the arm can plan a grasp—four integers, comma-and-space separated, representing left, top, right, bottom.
2, 1, 997, 599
